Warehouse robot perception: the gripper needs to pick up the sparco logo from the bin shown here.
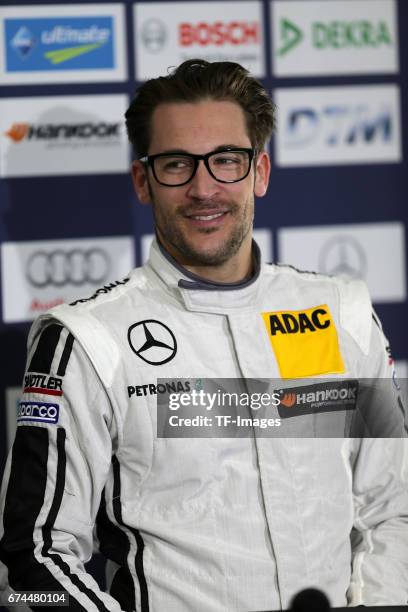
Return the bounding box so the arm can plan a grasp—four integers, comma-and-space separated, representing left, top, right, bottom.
26, 249, 110, 288
6, 122, 121, 143
17, 401, 60, 424
128, 320, 177, 366
141, 19, 167, 52
277, 380, 359, 418
179, 21, 259, 46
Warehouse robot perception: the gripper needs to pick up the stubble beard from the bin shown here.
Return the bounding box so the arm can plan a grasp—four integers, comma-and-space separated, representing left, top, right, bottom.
152, 194, 254, 267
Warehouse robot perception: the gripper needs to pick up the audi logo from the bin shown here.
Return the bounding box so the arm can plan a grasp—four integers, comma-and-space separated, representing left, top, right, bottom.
26, 249, 111, 288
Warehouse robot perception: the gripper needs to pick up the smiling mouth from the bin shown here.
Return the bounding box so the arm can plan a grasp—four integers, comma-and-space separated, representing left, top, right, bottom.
190, 212, 226, 221
185, 209, 230, 222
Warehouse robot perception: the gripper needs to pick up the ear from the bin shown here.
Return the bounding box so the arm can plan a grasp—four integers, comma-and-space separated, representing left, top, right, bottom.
131, 160, 151, 205
253, 150, 271, 198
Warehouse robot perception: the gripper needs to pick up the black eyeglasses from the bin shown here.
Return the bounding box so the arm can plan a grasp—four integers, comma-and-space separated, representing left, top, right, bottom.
140, 147, 256, 187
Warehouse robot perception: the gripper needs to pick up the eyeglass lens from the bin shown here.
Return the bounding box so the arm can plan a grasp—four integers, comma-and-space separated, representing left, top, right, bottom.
153, 150, 251, 185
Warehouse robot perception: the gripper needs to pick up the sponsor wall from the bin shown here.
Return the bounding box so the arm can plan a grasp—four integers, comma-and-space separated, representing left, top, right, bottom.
0, 0, 406, 586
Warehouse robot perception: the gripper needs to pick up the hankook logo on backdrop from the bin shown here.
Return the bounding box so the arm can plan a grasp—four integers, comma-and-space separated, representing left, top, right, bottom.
26, 249, 111, 288
319, 236, 367, 279
141, 19, 167, 52
5, 121, 121, 143
128, 320, 177, 366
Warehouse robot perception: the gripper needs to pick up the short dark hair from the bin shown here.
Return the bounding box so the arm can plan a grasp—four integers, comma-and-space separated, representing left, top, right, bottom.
125, 59, 275, 158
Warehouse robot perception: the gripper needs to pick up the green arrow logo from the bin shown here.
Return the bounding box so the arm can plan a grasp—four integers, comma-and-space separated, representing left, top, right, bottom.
277, 19, 303, 56
44, 43, 103, 65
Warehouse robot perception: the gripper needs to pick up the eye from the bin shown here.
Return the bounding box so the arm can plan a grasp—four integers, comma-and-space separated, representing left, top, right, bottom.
160, 157, 193, 173
211, 152, 245, 166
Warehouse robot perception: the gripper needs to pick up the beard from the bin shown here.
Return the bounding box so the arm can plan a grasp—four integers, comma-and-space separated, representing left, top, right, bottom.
151, 193, 254, 267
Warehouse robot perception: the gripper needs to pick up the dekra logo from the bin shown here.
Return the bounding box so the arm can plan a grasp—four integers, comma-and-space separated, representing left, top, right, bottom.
268, 308, 330, 336
278, 18, 392, 56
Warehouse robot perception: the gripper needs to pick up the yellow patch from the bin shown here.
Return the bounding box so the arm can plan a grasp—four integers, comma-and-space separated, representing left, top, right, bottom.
262, 304, 345, 378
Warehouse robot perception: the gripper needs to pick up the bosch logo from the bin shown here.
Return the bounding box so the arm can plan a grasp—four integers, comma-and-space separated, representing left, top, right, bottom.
179, 21, 259, 47
26, 248, 111, 288
141, 19, 167, 52
17, 401, 60, 424
128, 320, 177, 366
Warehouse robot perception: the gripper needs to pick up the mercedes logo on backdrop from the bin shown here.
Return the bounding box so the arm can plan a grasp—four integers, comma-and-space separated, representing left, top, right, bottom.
141, 19, 167, 53
26, 249, 111, 288
128, 320, 177, 365
319, 236, 367, 280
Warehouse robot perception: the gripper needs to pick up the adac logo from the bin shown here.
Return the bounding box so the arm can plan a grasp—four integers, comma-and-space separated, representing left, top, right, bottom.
262, 304, 345, 379
128, 320, 177, 366
5, 16, 114, 72
268, 307, 330, 336
277, 17, 392, 56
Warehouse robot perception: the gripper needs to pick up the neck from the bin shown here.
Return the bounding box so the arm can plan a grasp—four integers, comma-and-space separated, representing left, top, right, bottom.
157, 235, 254, 285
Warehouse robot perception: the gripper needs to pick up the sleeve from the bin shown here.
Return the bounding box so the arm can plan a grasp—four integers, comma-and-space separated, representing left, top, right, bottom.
0, 321, 125, 612
347, 311, 408, 606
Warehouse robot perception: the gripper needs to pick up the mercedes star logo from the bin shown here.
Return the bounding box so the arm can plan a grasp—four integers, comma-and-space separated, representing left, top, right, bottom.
141, 19, 167, 53
128, 320, 177, 365
319, 235, 367, 280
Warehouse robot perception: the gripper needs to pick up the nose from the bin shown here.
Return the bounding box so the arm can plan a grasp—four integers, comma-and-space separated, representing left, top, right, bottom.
185, 159, 219, 199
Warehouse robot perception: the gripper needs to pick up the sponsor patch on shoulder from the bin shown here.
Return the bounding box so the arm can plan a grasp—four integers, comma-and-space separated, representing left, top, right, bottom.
262, 304, 345, 378
17, 401, 59, 424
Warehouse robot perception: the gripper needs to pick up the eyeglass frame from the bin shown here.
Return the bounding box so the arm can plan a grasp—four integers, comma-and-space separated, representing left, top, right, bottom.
139, 147, 257, 187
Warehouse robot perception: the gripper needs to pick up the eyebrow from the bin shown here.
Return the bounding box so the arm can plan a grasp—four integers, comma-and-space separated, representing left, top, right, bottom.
153, 145, 248, 156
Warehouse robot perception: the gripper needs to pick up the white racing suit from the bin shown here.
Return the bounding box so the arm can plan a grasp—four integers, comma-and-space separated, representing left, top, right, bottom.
0, 239, 407, 611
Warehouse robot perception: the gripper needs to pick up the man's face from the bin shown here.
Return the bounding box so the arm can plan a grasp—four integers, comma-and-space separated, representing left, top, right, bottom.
132, 99, 270, 267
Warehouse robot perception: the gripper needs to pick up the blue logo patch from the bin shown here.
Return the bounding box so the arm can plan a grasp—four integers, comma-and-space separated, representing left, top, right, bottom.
5, 16, 114, 72
17, 401, 60, 424
10, 26, 36, 58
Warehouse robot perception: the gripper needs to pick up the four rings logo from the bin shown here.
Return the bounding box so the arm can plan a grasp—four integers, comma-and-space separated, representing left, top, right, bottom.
26, 249, 111, 288
128, 320, 177, 366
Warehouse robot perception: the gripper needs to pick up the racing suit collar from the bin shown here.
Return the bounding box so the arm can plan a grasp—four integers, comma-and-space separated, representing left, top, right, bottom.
147, 238, 263, 313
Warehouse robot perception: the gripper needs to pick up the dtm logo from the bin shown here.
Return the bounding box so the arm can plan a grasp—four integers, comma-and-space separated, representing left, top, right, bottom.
17, 401, 60, 424
5, 16, 114, 72
285, 105, 392, 148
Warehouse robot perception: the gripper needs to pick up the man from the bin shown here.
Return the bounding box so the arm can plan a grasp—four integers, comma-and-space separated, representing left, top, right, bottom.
0, 60, 407, 612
